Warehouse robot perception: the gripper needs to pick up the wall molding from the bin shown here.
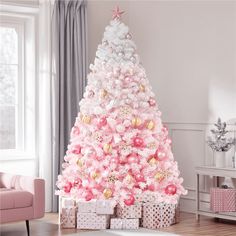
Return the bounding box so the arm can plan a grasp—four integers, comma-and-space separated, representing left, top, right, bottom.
164, 122, 236, 213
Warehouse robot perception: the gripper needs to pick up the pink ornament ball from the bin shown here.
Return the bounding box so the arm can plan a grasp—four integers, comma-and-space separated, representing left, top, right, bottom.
113, 71, 119, 77
127, 153, 138, 164
74, 178, 82, 188
85, 191, 93, 201
165, 184, 177, 195
165, 138, 172, 145
148, 184, 155, 191
135, 173, 144, 182
94, 184, 103, 191
124, 76, 132, 83
98, 117, 107, 127
72, 126, 80, 135
64, 182, 72, 193
111, 157, 119, 165
162, 126, 168, 135
72, 145, 81, 154
119, 157, 127, 165
124, 194, 135, 206
148, 98, 156, 106
133, 137, 144, 147
155, 148, 166, 161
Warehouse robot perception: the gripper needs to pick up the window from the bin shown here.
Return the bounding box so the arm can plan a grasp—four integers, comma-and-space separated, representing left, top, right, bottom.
0, 22, 24, 151
0, 14, 36, 160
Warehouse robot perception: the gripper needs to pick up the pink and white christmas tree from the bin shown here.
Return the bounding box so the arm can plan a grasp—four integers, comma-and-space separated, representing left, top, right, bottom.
56, 7, 186, 206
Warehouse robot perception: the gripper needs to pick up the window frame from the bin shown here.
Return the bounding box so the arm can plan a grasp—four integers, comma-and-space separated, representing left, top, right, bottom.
0, 13, 36, 160
0, 20, 25, 152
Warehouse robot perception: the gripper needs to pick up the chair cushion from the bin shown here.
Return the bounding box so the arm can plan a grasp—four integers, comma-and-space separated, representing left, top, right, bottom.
0, 188, 33, 210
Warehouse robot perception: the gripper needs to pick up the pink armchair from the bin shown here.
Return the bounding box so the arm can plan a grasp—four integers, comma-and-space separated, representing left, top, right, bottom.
0, 172, 45, 236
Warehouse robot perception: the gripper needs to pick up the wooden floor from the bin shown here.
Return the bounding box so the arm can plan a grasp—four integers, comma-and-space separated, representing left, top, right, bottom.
0, 212, 235, 236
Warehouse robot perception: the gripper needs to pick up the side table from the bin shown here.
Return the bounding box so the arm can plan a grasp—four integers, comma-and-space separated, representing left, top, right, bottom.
195, 166, 236, 221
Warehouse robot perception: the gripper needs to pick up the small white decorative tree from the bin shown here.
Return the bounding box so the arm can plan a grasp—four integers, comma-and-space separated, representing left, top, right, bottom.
207, 118, 235, 152
207, 118, 235, 167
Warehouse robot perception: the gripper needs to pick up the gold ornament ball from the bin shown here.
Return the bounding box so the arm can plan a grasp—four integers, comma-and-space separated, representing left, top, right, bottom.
103, 143, 112, 154
100, 89, 108, 98
132, 117, 142, 127
146, 120, 155, 130
154, 172, 165, 182
77, 159, 83, 167
129, 68, 134, 75
91, 172, 100, 179
81, 115, 91, 124
147, 142, 156, 149
148, 157, 157, 165
125, 174, 133, 183
139, 84, 145, 92
103, 188, 113, 199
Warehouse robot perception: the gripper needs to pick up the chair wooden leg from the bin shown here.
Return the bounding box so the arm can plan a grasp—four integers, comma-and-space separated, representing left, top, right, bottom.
25, 220, 30, 236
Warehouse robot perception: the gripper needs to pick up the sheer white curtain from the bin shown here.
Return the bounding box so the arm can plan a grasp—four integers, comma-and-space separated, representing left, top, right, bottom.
38, 0, 54, 212
37, 0, 87, 212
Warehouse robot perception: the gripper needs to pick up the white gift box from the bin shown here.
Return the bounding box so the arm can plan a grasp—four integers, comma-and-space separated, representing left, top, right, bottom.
96, 200, 115, 215
77, 212, 110, 229
77, 199, 115, 214
77, 200, 97, 213
60, 196, 76, 208
110, 218, 139, 230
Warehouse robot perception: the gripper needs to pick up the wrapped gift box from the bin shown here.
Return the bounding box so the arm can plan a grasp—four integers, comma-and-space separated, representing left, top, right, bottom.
210, 187, 236, 212
59, 196, 76, 208
110, 218, 139, 230
77, 212, 110, 229
96, 200, 115, 215
116, 204, 142, 219
142, 203, 176, 229
77, 200, 97, 213
136, 193, 156, 203
77, 200, 115, 214
60, 207, 77, 228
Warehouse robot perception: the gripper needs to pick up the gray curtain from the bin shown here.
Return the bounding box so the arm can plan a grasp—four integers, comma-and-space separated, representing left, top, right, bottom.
51, 0, 88, 212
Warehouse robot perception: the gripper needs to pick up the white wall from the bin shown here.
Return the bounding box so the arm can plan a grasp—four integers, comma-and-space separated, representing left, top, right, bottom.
87, 0, 236, 212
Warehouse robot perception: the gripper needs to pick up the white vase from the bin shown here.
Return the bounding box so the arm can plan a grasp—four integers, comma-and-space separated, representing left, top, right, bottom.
214, 151, 226, 168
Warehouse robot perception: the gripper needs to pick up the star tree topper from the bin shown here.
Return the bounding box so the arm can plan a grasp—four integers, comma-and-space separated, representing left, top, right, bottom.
112, 6, 125, 20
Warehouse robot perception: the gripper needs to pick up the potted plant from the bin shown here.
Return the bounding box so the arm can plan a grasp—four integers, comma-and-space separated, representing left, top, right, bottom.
207, 118, 235, 168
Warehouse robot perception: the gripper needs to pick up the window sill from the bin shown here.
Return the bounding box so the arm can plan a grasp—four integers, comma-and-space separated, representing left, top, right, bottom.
0, 151, 35, 161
